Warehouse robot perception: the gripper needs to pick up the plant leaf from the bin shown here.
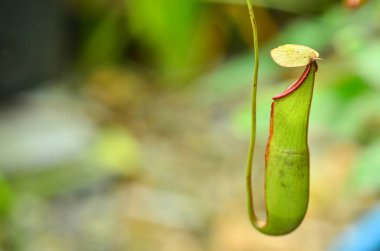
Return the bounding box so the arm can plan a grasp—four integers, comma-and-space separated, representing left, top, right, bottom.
271, 44, 319, 68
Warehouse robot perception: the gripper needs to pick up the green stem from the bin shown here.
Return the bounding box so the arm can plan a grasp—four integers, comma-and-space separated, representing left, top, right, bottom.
245, 0, 261, 226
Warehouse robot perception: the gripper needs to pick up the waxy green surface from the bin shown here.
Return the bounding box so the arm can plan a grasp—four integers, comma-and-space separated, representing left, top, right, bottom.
256, 62, 317, 235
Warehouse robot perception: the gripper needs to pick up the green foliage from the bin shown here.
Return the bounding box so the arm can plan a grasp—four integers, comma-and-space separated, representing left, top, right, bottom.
80, 10, 126, 67
126, 0, 206, 81
2, 0, 380, 248
0, 176, 12, 218
349, 141, 380, 194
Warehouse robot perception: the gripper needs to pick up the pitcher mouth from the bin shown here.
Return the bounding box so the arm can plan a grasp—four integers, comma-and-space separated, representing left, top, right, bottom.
272, 61, 317, 100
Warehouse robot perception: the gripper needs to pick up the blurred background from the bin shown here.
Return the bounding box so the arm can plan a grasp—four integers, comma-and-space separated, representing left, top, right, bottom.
0, 0, 380, 250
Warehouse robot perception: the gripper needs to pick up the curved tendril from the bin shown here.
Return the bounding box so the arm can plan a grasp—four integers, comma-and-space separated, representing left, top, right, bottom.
245, 0, 262, 227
